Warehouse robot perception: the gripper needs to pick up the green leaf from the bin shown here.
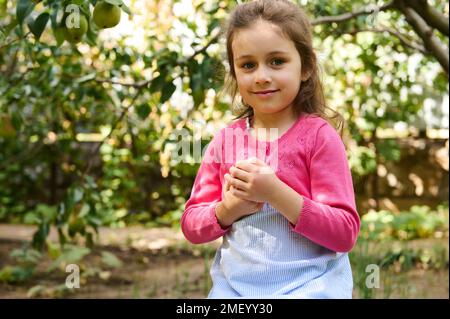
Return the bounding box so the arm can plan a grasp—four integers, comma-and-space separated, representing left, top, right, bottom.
136, 103, 151, 119
49, 245, 90, 271
75, 72, 97, 83
376, 139, 401, 162
16, 0, 35, 25
50, 3, 61, 29
101, 251, 122, 268
24, 212, 41, 224
85, 20, 98, 46
160, 81, 176, 104
53, 27, 65, 47
32, 223, 50, 250
103, 0, 131, 14
73, 187, 83, 203
27, 285, 46, 298
119, 3, 131, 15
207, 18, 221, 33
104, 0, 122, 5
149, 75, 165, 93
27, 12, 49, 40
3, 20, 19, 39
62, 246, 91, 264
0, 0, 7, 17
192, 89, 205, 108
0, 266, 33, 283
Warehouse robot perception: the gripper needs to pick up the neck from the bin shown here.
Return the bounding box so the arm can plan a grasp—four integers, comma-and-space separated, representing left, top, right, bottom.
249, 106, 298, 142
252, 106, 296, 130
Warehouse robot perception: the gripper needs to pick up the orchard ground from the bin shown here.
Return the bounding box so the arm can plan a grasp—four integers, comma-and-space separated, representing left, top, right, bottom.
0, 224, 448, 299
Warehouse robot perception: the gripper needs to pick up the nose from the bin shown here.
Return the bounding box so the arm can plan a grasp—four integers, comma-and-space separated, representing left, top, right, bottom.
254, 65, 271, 84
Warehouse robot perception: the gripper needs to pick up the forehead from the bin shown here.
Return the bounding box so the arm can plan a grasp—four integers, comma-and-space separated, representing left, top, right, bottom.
232, 20, 296, 59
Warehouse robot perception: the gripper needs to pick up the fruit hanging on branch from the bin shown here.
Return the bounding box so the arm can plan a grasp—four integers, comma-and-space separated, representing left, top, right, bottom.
93, 1, 122, 29
62, 14, 89, 44
13, 0, 132, 45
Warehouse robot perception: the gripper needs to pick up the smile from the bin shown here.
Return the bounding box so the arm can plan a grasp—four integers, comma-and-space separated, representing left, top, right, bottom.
253, 90, 279, 98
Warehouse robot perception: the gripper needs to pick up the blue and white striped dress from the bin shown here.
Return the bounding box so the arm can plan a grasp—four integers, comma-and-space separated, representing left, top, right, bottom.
208, 203, 354, 298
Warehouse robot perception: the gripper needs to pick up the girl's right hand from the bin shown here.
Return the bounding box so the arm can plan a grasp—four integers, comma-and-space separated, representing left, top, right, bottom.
217, 174, 264, 227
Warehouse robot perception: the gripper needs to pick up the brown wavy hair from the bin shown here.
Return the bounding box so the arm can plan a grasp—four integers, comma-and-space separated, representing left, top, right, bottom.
220, 0, 344, 135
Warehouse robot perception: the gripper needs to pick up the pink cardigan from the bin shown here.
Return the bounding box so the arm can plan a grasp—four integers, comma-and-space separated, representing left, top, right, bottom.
181, 113, 360, 253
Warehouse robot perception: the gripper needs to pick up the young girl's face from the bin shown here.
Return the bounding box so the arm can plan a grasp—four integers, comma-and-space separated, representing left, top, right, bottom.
232, 20, 308, 116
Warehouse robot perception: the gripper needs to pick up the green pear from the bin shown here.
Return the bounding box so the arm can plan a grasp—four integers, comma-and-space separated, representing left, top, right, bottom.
63, 14, 88, 43
93, 2, 121, 29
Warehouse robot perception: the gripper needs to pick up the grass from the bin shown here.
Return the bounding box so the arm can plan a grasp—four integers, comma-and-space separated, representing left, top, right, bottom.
349, 237, 449, 298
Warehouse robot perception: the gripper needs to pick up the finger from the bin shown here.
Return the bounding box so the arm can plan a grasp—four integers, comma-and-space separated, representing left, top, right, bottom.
231, 187, 249, 200
224, 174, 231, 192
229, 166, 251, 182
234, 160, 258, 173
224, 178, 230, 193
225, 173, 248, 191
249, 157, 267, 166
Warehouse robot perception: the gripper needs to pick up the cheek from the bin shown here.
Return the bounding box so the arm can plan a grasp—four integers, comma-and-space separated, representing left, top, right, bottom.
236, 72, 250, 86
278, 71, 300, 90
236, 76, 253, 95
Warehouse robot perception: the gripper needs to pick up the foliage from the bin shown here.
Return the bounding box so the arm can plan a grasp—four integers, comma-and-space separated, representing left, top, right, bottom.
0, 240, 123, 292
349, 236, 449, 298
0, 0, 448, 254
360, 202, 449, 241
0, 247, 41, 283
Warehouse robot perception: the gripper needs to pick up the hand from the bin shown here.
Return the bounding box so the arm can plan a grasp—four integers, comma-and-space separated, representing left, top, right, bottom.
217, 174, 264, 227
225, 157, 279, 203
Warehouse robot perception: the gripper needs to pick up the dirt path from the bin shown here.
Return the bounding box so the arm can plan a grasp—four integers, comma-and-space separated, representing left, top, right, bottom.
0, 224, 219, 298
0, 224, 448, 298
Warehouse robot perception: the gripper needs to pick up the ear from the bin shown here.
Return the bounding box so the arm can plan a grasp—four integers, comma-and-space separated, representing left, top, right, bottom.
301, 68, 313, 82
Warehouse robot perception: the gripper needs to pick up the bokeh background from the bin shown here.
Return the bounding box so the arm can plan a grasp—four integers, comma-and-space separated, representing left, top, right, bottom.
0, 0, 448, 298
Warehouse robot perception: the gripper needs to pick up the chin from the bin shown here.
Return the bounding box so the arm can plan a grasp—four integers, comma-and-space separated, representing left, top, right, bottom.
254, 106, 286, 114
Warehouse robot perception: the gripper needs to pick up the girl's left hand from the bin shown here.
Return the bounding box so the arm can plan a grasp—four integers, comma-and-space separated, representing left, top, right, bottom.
225, 157, 279, 203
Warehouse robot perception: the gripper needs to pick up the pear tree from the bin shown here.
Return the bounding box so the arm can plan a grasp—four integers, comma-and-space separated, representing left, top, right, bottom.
5, 0, 131, 46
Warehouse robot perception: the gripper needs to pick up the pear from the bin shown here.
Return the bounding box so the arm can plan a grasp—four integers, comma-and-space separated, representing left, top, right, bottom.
93, 2, 121, 29
68, 215, 86, 237
63, 14, 88, 43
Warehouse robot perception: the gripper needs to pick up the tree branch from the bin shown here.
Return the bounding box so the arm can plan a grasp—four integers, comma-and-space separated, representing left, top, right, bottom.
311, 1, 395, 25
345, 27, 428, 55
396, 1, 449, 76
80, 87, 143, 180
0, 32, 31, 50
78, 31, 223, 179
89, 30, 221, 88
94, 78, 150, 88
177, 31, 221, 65
407, 0, 449, 37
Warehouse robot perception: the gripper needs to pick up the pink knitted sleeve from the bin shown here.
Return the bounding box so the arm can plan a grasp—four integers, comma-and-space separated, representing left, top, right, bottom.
292, 123, 360, 253
181, 130, 231, 244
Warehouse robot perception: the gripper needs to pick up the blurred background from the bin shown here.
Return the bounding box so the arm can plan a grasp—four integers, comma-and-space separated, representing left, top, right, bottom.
0, 0, 448, 298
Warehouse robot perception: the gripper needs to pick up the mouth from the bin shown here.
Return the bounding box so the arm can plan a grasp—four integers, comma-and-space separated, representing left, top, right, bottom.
253, 89, 279, 98
254, 89, 279, 94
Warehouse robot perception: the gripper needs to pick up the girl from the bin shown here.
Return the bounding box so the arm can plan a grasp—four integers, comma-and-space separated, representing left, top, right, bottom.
181, 0, 360, 298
